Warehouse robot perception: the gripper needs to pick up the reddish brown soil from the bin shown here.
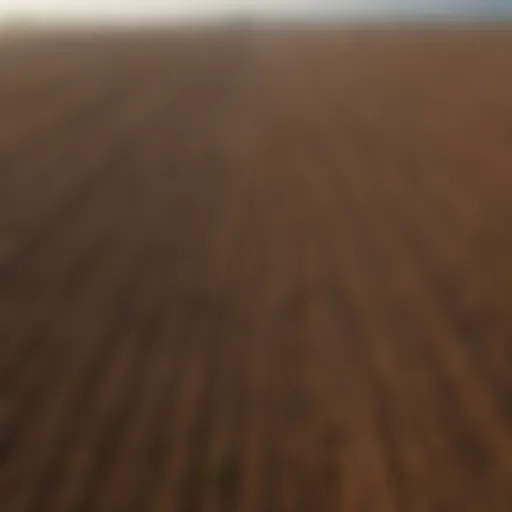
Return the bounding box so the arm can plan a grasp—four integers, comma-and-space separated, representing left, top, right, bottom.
1, 28, 512, 511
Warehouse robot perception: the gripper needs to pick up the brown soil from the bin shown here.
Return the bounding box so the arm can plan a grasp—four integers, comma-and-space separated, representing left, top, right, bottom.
1, 28, 512, 511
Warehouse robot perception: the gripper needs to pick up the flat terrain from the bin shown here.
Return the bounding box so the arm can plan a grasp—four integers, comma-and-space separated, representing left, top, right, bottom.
1, 28, 512, 511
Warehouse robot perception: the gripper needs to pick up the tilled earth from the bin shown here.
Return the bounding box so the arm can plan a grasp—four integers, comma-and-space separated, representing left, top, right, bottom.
1, 28, 512, 511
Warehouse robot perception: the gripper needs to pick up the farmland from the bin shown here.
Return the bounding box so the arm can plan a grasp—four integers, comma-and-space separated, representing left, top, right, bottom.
1, 28, 512, 511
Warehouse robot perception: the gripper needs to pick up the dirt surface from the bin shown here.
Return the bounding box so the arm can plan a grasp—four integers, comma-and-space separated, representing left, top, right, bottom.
1, 28, 512, 511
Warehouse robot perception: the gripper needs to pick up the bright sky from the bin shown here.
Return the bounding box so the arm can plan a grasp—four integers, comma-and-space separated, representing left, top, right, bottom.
0, 0, 297, 21
0, 0, 510, 23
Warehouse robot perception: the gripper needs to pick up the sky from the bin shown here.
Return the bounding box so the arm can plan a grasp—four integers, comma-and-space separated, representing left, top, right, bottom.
0, 0, 511, 24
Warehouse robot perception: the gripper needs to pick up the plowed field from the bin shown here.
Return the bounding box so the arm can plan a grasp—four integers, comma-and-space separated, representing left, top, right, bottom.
1, 28, 512, 511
